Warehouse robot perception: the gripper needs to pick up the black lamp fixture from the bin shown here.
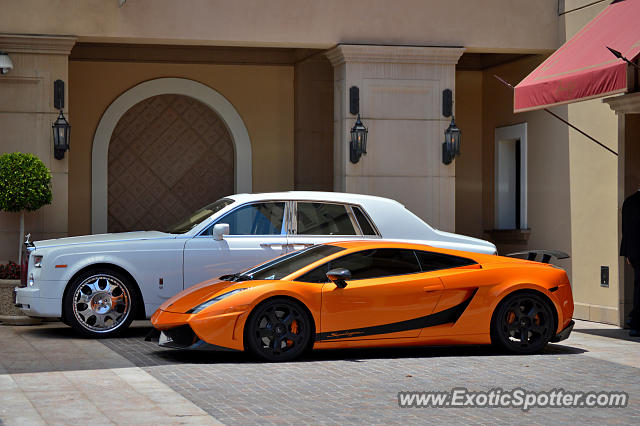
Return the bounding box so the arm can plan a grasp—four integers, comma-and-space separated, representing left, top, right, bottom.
442, 117, 461, 165
349, 86, 368, 164
52, 79, 70, 160
441, 89, 461, 165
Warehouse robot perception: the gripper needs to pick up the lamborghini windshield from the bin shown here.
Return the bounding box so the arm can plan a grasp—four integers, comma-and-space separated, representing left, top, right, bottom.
226, 245, 345, 281
164, 198, 235, 234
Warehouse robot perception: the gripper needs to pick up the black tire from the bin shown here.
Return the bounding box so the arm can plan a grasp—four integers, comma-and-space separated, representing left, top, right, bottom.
245, 298, 312, 362
491, 291, 556, 354
63, 268, 136, 338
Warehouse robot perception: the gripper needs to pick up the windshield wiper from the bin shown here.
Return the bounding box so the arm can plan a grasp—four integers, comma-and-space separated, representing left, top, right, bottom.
219, 273, 252, 282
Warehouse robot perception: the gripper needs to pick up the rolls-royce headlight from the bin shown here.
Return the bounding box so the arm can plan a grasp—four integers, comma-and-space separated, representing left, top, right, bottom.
33, 255, 43, 268
186, 288, 248, 314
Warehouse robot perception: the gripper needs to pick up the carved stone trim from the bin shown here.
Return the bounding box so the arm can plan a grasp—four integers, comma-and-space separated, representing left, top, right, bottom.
0, 34, 77, 55
604, 92, 640, 115
326, 44, 466, 67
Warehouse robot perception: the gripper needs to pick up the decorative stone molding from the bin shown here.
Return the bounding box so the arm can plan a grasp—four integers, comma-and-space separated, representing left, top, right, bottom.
326, 44, 466, 66
604, 92, 640, 114
325, 43, 463, 231
91, 77, 252, 234
0, 34, 77, 55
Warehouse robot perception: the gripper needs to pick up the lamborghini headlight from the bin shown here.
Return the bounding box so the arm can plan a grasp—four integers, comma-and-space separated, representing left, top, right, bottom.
186, 288, 248, 314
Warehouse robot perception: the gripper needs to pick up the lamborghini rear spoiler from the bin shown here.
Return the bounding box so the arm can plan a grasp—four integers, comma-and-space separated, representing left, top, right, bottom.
505, 250, 570, 264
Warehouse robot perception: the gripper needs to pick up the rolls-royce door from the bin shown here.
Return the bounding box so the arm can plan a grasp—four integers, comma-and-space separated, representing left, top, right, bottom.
285, 202, 367, 251
183, 201, 289, 288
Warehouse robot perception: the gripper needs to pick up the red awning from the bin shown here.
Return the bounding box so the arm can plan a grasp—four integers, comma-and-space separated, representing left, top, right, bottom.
514, 0, 640, 113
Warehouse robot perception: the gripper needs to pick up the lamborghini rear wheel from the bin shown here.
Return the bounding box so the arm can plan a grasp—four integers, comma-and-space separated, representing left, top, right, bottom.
245, 298, 311, 362
491, 291, 555, 354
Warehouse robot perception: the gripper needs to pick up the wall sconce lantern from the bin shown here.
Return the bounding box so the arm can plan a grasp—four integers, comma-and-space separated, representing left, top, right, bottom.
350, 114, 368, 164
349, 86, 368, 164
442, 89, 461, 165
0, 52, 14, 74
442, 117, 461, 165
52, 111, 71, 160
52, 79, 70, 160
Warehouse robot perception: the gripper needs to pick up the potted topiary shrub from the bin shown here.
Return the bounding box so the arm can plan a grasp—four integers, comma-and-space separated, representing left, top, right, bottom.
0, 152, 52, 264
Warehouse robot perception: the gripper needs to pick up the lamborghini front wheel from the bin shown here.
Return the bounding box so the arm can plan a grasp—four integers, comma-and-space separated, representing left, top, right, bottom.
245, 298, 312, 362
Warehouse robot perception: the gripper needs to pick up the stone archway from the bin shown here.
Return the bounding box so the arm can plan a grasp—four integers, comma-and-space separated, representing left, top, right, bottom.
107, 94, 234, 232
91, 78, 252, 234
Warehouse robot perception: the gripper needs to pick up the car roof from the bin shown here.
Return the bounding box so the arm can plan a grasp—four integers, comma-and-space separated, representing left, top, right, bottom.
227, 191, 404, 207
320, 240, 502, 263
324, 240, 438, 251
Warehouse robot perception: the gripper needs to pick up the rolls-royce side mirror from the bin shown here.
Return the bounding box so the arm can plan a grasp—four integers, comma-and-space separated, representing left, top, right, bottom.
326, 268, 351, 288
213, 223, 230, 241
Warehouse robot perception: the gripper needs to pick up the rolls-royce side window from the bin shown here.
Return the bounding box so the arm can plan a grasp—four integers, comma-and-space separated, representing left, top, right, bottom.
352, 206, 377, 236
215, 202, 286, 235
296, 248, 421, 283
296, 202, 357, 235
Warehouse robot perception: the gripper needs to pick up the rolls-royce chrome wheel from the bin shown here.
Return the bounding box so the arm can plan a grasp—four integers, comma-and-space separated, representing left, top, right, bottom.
64, 269, 136, 337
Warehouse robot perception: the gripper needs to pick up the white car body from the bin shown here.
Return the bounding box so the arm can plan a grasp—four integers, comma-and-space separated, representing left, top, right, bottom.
15, 191, 496, 328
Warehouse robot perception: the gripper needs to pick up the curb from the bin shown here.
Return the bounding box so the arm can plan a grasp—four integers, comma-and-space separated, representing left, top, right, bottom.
0, 315, 42, 325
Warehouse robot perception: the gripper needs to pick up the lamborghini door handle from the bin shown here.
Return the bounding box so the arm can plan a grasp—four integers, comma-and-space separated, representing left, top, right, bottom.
423, 284, 444, 292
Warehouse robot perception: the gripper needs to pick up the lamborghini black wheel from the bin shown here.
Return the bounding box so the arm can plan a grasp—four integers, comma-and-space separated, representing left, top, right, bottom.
245, 298, 312, 362
491, 291, 555, 354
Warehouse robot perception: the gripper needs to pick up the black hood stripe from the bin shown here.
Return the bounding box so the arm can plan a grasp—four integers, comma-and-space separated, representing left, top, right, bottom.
316, 288, 478, 341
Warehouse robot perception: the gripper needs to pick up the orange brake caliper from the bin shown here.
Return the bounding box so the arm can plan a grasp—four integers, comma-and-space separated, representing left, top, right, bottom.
287, 320, 299, 347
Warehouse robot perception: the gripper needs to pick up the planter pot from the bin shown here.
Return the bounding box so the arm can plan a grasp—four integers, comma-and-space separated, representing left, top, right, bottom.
0, 279, 42, 325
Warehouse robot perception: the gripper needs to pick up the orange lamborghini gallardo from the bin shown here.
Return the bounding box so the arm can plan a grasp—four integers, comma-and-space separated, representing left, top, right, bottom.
151, 241, 574, 361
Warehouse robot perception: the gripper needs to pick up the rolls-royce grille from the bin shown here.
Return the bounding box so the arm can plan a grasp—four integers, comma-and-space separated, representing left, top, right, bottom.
19, 246, 29, 288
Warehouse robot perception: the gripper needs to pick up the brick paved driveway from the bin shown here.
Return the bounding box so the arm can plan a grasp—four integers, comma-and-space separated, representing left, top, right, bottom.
93, 320, 640, 424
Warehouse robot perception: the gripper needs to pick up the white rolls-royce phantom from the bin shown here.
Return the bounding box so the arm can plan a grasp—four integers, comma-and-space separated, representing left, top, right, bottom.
15, 191, 496, 337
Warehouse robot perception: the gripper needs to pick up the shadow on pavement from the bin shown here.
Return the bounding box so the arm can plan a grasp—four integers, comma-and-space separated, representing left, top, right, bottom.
100, 326, 587, 367
4, 322, 586, 373
574, 328, 640, 343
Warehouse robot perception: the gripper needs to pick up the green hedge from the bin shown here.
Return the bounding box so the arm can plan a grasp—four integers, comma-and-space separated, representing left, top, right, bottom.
0, 152, 52, 212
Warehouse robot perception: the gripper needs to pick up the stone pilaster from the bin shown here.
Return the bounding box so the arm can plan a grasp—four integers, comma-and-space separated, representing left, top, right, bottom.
0, 34, 76, 261
605, 92, 640, 326
326, 45, 464, 231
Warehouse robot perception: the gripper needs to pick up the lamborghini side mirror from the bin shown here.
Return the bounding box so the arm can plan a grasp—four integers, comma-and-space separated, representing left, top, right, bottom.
326, 268, 351, 288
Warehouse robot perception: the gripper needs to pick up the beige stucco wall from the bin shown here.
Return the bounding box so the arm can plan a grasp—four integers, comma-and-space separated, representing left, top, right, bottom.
566, 99, 619, 324
454, 71, 484, 239
453, 0, 622, 325
0, 0, 558, 52
480, 55, 574, 276
294, 56, 334, 191
561, 0, 620, 325
68, 60, 294, 237
0, 35, 75, 263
